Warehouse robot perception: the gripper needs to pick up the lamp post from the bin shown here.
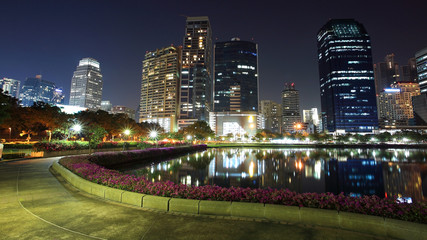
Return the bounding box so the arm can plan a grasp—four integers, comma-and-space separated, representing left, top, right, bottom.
8, 128, 11, 141
123, 129, 131, 150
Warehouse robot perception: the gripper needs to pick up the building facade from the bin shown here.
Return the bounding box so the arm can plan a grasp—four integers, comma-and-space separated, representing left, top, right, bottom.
140, 46, 181, 132
100, 100, 112, 112
111, 105, 136, 120
378, 82, 420, 126
317, 19, 378, 133
214, 38, 259, 112
209, 112, 258, 137
281, 83, 301, 133
400, 58, 418, 83
374, 54, 400, 95
19, 75, 56, 107
69, 58, 103, 111
0, 77, 20, 98
412, 47, 427, 125
178, 16, 212, 128
260, 100, 281, 133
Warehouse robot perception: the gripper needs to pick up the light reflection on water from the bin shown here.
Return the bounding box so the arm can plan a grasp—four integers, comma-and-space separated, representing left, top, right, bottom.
120, 148, 427, 201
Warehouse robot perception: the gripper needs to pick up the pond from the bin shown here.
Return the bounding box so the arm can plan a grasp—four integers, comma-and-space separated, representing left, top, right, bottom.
116, 148, 427, 202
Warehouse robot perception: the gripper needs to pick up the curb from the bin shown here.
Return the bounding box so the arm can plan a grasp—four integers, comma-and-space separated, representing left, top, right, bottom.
51, 162, 427, 240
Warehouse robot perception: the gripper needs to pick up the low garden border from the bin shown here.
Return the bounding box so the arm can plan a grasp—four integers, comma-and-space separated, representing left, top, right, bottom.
51, 146, 427, 240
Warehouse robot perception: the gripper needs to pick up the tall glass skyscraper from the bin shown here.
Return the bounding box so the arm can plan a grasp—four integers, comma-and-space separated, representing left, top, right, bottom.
179, 16, 212, 127
140, 46, 181, 132
69, 58, 103, 111
317, 19, 378, 133
19, 75, 56, 107
214, 38, 258, 112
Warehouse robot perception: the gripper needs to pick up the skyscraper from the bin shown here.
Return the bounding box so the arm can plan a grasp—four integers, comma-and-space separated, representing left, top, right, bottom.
374, 54, 400, 95
0, 77, 20, 98
400, 58, 418, 83
260, 100, 281, 133
281, 83, 301, 133
412, 47, 427, 124
19, 75, 56, 107
214, 38, 259, 112
317, 19, 378, 133
178, 16, 212, 128
140, 46, 181, 132
69, 57, 103, 111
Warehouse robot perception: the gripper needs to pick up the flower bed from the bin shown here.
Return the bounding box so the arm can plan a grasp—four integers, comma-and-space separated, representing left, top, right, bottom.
58, 145, 427, 224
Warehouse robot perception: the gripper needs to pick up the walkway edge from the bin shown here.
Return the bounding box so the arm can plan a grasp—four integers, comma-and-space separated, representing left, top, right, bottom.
51, 162, 427, 240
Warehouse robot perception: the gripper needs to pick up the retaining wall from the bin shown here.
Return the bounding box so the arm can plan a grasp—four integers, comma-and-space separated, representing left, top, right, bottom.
51, 162, 427, 240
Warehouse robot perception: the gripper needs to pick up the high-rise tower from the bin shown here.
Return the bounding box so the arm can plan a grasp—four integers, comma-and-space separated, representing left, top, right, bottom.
19, 75, 55, 107
140, 46, 181, 132
178, 16, 212, 128
69, 58, 103, 111
374, 54, 400, 95
214, 38, 258, 112
412, 47, 427, 124
281, 83, 301, 133
317, 19, 378, 133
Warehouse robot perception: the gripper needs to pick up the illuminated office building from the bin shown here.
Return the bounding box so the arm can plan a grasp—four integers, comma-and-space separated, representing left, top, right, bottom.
19, 75, 56, 107
140, 46, 181, 132
412, 47, 427, 125
179, 16, 212, 128
317, 19, 378, 133
281, 83, 301, 133
214, 38, 258, 112
0, 77, 20, 98
260, 100, 281, 133
69, 58, 103, 111
378, 82, 420, 126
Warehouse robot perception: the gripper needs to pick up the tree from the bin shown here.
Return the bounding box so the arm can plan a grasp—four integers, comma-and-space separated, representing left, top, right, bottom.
84, 125, 107, 151
181, 121, 214, 140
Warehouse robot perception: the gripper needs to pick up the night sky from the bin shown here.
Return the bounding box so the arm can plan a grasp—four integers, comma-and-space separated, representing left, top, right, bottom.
1, 0, 426, 112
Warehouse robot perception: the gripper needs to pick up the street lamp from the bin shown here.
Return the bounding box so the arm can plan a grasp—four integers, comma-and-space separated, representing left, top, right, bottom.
8, 127, 11, 141
71, 124, 82, 141
72, 124, 82, 133
149, 130, 158, 147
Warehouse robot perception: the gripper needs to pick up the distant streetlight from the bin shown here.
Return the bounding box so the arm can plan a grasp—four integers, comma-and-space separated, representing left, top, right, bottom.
187, 135, 192, 140
72, 124, 82, 133
70, 124, 82, 141
124, 129, 131, 136
8, 127, 11, 141
149, 130, 158, 139
149, 130, 158, 147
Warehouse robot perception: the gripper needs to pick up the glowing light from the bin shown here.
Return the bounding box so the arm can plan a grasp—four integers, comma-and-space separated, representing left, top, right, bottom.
72, 124, 82, 132
124, 129, 131, 135
149, 130, 158, 139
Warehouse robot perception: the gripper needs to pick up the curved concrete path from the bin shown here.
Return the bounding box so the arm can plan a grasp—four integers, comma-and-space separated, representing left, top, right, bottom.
0, 157, 389, 240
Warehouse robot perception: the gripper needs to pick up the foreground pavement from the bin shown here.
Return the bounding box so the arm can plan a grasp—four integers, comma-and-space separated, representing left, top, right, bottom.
0, 157, 388, 240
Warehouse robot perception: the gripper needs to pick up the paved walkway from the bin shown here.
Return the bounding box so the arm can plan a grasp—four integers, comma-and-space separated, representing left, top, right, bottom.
0, 157, 388, 240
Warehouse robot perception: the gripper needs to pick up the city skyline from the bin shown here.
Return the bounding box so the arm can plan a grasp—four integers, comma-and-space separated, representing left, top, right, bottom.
0, 0, 426, 112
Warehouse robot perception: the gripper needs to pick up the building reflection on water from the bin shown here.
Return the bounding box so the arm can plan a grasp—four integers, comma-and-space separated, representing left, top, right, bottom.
121, 148, 427, 201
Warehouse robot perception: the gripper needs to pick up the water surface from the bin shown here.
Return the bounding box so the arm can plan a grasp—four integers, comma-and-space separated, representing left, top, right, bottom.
118, 148, 427, 201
